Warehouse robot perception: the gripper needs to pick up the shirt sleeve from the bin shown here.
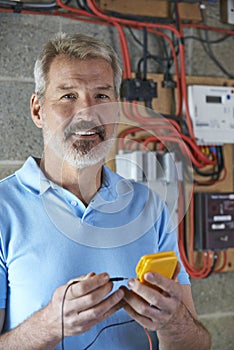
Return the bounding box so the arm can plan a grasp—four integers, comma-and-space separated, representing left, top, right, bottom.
155, 199, 190, 285
0, 231, 7, 308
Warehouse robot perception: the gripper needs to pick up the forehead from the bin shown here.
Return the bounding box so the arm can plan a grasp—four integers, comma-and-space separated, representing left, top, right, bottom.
47, 55, 115, 89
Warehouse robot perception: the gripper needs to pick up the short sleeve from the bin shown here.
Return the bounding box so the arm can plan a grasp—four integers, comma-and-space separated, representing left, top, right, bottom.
0, 232, 7, 308
155, 200, 190, 285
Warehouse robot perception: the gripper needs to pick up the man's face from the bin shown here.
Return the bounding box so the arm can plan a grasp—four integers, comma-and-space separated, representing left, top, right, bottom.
38, 55, 118, 168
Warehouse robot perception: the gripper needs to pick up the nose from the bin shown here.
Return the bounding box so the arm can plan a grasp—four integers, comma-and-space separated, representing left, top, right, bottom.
78, 91, 96, 110
73, 96, 101, 124
71, 92, 93, 119
83, 95, 93, 109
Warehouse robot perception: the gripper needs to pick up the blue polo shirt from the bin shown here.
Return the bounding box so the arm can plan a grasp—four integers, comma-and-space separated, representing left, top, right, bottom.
0, 156, 189, 349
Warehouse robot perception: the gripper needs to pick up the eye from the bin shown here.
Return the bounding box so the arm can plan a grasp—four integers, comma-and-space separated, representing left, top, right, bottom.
61, 93, 76, 100
96, 93, 110, 100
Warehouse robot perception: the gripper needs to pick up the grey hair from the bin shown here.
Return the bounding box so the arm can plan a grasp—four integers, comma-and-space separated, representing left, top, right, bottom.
34, 32, 122, 99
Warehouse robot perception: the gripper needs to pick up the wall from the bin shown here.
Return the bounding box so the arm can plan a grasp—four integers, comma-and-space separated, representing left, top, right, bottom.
0, 2, 234, 349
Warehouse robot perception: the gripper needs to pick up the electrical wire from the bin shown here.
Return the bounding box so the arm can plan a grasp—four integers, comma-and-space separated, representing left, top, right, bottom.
61, 280, 153, 350
144, 329, 153, 350
1, 0, 232, 279
178, 184, 214, 279
61, 281, 80, 350
142, 26, 148, 80
184, 33, 232, 45
0, 0, 58, 11
199, 3, 234, 79
83, 320, 135, 350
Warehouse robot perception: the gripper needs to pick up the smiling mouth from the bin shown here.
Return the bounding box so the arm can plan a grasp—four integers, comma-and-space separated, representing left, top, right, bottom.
65, 121, 105, 141
74, 130, 97, 136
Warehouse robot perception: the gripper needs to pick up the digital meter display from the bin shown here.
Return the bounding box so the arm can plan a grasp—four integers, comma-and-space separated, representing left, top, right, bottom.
206, 95, 222, 103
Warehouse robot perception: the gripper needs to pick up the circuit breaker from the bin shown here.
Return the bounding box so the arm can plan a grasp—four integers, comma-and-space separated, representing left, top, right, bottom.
194, 192, 234, 250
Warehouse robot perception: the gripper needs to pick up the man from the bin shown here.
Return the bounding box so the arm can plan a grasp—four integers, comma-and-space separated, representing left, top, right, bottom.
0, 33, 211, 349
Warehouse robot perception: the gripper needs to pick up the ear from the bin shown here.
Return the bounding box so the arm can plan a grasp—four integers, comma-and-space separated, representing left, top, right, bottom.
30, 93, 43, 128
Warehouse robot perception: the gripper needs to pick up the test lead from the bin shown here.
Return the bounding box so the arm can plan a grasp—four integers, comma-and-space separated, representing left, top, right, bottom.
110, 277, 129, 281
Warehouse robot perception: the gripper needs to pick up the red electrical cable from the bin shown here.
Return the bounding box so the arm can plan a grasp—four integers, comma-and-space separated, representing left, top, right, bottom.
56, 0, 93, 17
124, 101, 218, 169
118, 124, 218, 170
122, 101, 182, 133
86, 0, 229, 279
177, 185, 214, 279
144, 328, 153, 350
182, 23, 234, 36
114, 22, 132, 79
180, 135, 217, 166
2, 0, 231, 279
3, 0, 220, 171
87, 0, 183, 37
142, 136, 210, 169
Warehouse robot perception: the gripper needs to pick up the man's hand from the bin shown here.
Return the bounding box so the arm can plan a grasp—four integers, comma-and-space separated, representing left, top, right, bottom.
0, 272, 125, 350
122, 263, 211, 350
122, 269, 183, 331
47, 272, 125, 338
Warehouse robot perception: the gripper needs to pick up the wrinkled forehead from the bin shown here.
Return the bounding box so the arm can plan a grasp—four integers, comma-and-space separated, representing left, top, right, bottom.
46, 55, 115, 91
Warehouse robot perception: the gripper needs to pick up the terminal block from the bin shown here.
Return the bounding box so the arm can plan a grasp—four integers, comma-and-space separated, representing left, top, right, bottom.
120, 78, 157, 102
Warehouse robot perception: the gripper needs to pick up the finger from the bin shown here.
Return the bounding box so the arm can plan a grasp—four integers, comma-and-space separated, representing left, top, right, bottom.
66, 280, 114, 314
172, 262, 181, 280
123, 302, 156, 330
123, 289, 169, 331
78, 289, 124, 323
66, 272, 96, 287
124, 284, 166, 314
127, 278, 181, 313
67, 273, 110, 300
64, 292, 125, 337
143, 272, 182, 299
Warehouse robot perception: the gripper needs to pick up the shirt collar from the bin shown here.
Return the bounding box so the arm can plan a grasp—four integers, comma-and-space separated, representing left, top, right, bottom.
15, 156, 60, 195
15, 156, 134, 199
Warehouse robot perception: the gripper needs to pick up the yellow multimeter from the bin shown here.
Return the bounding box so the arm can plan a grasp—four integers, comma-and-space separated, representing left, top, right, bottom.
136, 251, 178, 282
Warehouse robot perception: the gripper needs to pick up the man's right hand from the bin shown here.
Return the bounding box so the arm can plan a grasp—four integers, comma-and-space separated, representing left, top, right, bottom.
0, 272, 124, 350
46, 272, 125, 339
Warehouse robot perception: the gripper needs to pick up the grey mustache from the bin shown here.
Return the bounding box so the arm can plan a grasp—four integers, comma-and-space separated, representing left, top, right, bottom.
64, 121, 105, 140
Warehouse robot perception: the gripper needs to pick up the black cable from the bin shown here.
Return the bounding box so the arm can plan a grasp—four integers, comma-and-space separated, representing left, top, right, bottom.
172, 1, 181, 33
61, 277, 129, 350
193, 146, 224, 180
137, 55, 166, 77
127, 26, 177, 77
204, 251, 218, 278
61, 280, 80, 350
130, 27, 170, 77
199, 3, 234, 79
100, 8, 175, 24
149, 28, 180, 74
80, 0, 93, 13
83, 320, 135, 350
143, 27, 148, 80
144, 102, 190, 135
0, 0, 58, 11
76, 0, 86, 10
127, 27, 145, 49
160, 34, 173, 77
184, 34, 232, 45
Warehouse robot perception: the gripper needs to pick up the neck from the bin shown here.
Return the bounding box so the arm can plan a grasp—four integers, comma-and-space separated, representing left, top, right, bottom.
40, 152, 103, 206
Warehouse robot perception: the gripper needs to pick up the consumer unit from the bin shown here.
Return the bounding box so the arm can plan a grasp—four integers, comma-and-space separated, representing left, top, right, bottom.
194, 192, 234, 250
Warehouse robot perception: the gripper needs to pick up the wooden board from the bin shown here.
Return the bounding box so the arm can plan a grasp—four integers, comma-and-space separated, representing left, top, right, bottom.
98, 0, 202, 22
106, 73, 234, 273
